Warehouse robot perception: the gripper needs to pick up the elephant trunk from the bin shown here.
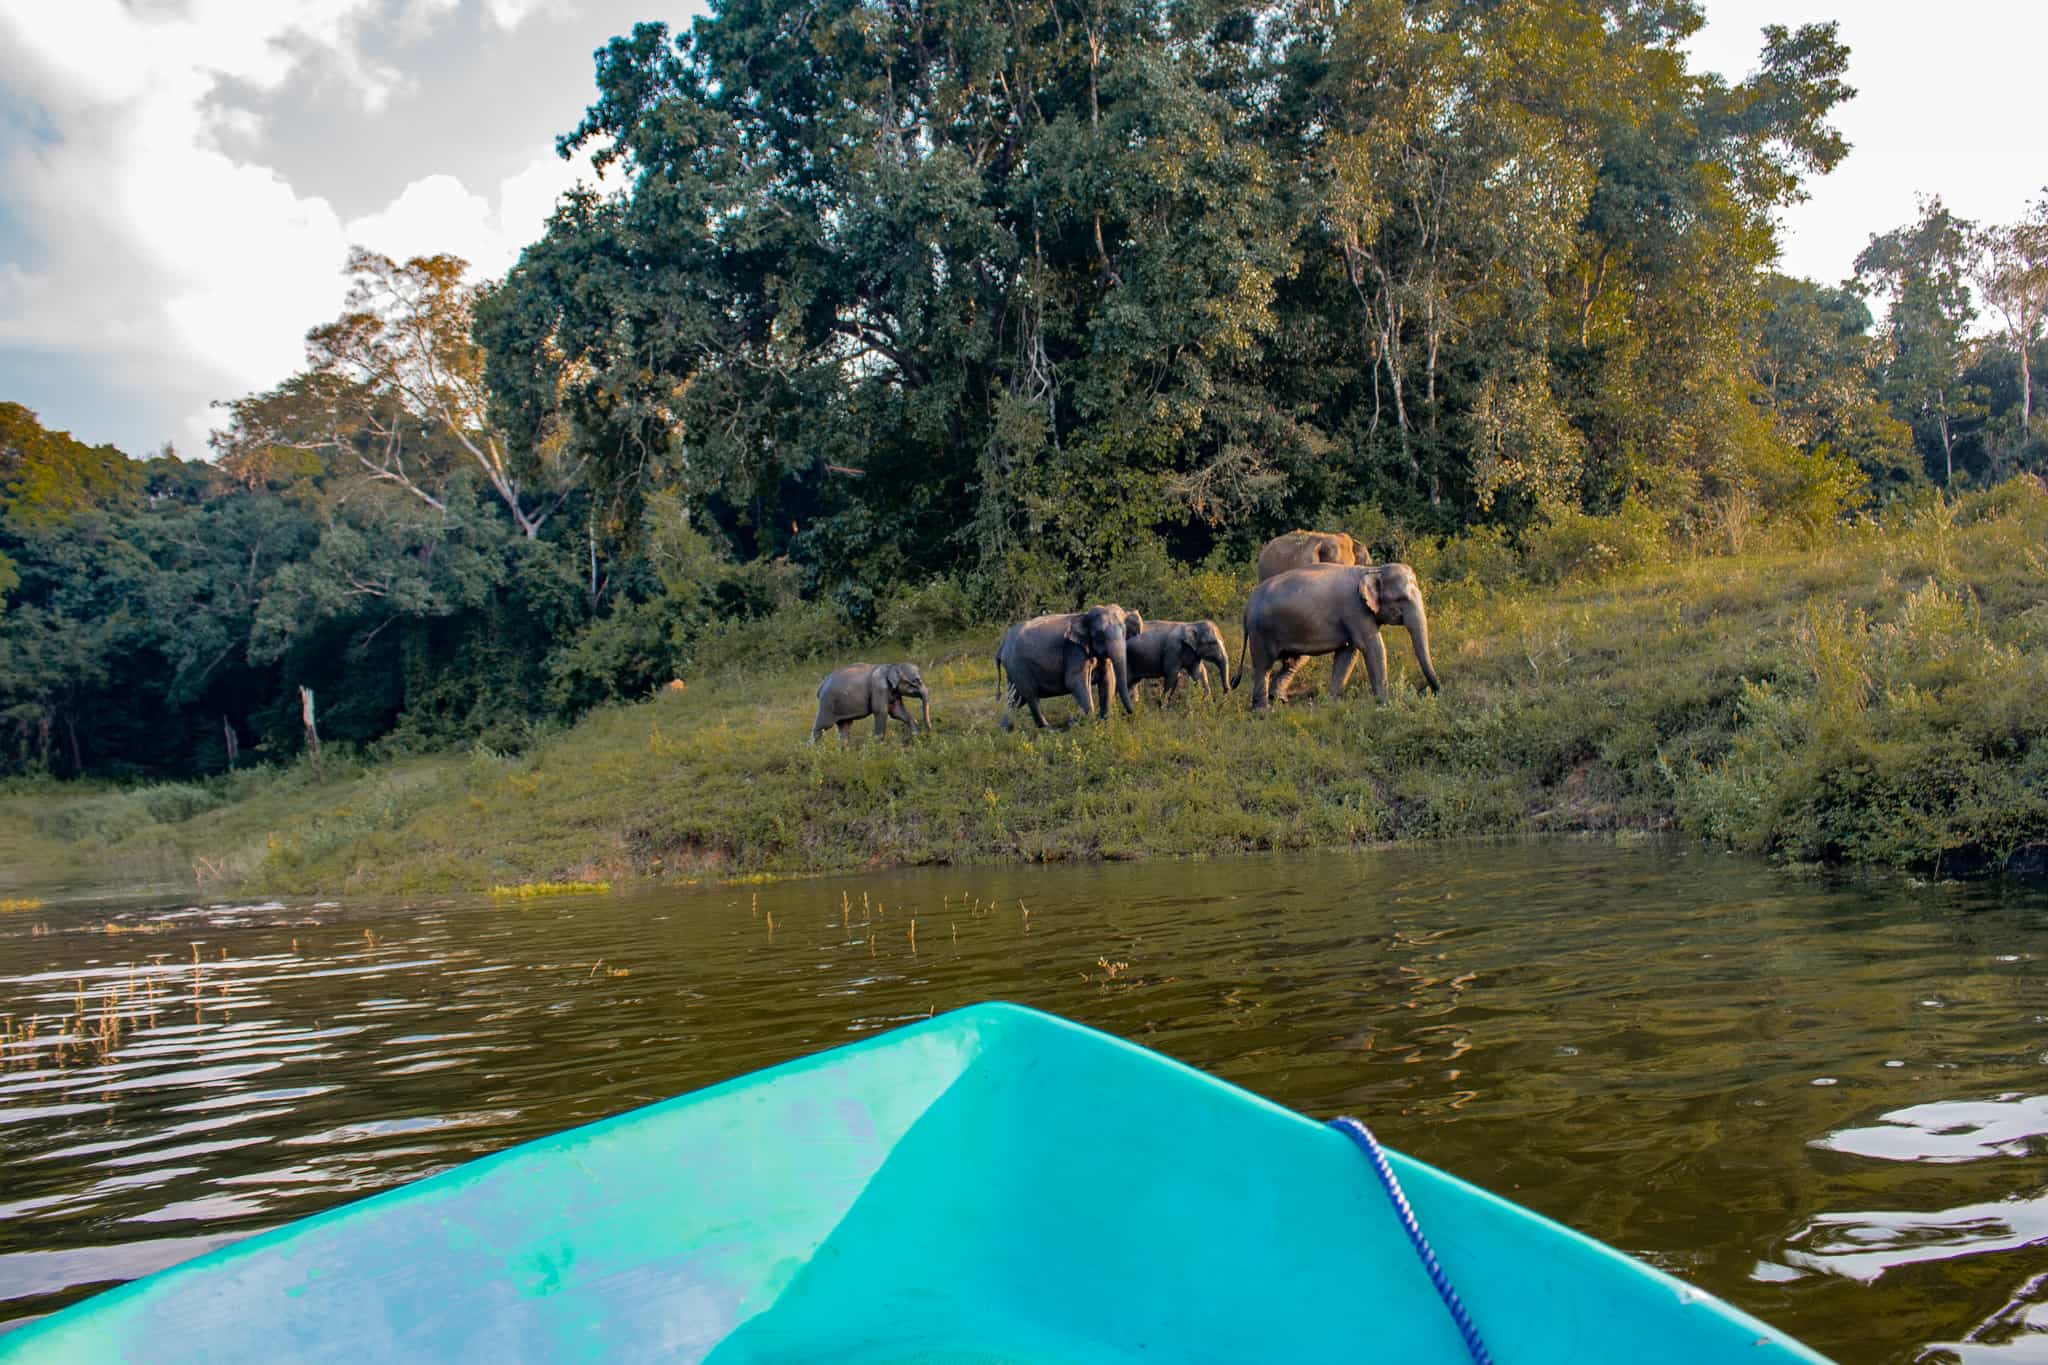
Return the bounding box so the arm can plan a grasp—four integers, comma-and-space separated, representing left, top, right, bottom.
1405, 600, 1442, 693
918, 685, 932, 731
1208, 639, 1234, 692
1107, 641, 1134, 716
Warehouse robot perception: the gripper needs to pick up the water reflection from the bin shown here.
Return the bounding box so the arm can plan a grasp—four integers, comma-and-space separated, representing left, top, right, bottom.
1916, 1271, 2048, 1363
1782, 1189, 2048, 1283
1816, 1095, 2048, 1165
0, 844, 2045, 1364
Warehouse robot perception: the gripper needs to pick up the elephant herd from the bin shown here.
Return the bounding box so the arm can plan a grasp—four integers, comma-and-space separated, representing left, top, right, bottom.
809, 530, 1441, 743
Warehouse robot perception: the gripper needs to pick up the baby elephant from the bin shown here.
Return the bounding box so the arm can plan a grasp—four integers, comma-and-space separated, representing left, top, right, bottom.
811, 663, 931, 744
1119, 618, 1233, 701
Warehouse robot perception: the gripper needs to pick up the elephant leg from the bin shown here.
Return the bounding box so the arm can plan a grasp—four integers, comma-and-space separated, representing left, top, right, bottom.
1249, 643, 1275, 710
1273, 654, 1313, 697
1027, 695, 1052, 729
1272, 655, 1305, 704
1194, 663, 1213, 698
810, 707, 831, 745
1361, 629, 1389, 699
1330, 646, 1356, 698
887, 698, 915, 735
836, 719, 854, 746
873, 707, 890, 738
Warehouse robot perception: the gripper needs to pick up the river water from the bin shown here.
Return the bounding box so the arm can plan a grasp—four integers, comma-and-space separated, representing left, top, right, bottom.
1, 843, 2045, 1362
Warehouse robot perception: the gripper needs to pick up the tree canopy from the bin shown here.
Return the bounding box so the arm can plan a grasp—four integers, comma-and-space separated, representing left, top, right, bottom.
478, 0, 1855, 612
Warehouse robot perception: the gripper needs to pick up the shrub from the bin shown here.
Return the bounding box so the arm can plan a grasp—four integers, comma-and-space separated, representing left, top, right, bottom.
878, 578, 978, 645
1086, 542, 1247, 623
971, 546, 1071, 621
1956, 474, 2048, 527
1328, 502, 1419, 564
1760, 443, 1865, 546
1522, 496, 1670, 584
34, 782, 222, 843
544, 597, 685, 715
691, 600, 851, 675
1416, 524, 1523, 591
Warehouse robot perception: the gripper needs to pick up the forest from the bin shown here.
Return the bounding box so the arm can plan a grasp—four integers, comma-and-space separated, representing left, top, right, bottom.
3, 0, 2046, 784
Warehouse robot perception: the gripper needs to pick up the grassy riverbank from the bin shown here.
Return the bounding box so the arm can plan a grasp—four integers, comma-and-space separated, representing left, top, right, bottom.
5, 484, 2045, 896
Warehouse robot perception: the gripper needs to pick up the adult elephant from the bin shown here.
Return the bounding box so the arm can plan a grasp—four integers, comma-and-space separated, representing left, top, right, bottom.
810, 662, 931, 744
1255, 530, 1371, 695
995, 605, 1144, 729
1255, 529, 1369, 581
1118, 619, 1233, 702
1241, 563, 1440, 709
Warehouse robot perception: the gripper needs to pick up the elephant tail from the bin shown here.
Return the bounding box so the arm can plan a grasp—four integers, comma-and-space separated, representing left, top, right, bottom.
1233, 627, 1249, 691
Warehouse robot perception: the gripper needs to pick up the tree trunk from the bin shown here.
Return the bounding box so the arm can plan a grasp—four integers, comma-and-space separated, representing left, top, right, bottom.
2021, 342, 2033, 438
1938, 400, 1954, 489
300, 686, 322, 777
222, 716, 239, 769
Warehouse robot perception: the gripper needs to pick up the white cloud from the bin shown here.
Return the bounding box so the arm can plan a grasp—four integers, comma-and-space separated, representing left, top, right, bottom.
495, 148, 596, 256
0, 2, 593, 454
483, 0, 557, 31
346, 148, 596, 280
348, 174, 498, 267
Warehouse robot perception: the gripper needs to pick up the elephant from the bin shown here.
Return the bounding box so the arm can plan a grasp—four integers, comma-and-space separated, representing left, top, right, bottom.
1240, 563, 1440, 709
810, 662, 931, 744
994, 605, 1144, 729
1256, 531, 1372, 693
1117, 618, 1233, 702
1255, 529, 1369, 582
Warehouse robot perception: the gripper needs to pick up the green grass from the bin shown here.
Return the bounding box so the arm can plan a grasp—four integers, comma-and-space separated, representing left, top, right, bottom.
7, 482, 2047, 895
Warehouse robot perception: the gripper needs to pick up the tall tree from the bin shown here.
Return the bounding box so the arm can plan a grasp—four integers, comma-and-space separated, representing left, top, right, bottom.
1857, 198, 1983, 488
1973, 193, 2048, 442
1749, 275, 1916, 495
219, 251, 586, 538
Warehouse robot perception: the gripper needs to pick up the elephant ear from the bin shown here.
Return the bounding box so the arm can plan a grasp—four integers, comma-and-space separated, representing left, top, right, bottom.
1358, 570, 1382, 616
878, 664, 903, 689
1062, 616, 1088, 645
1124, 611, 1144, 637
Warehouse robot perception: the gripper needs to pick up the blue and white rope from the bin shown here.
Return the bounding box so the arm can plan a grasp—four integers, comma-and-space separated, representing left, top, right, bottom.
1328, 1116, 1494, 1365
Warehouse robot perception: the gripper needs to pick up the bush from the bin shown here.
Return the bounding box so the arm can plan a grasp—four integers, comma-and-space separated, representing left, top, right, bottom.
1414, 524, 1523, 591
877, 578, 978, 645
1956, 474, 2048, 527
1327, 502, 1420, 564
34, 782, 222, 843
691, 600, 851, 675
544, 597, 688, 716
1084, 542, 1246, 623
1758, 443, 1865, 546
1522, 496, 1671, 584
971, 546, 1072, 621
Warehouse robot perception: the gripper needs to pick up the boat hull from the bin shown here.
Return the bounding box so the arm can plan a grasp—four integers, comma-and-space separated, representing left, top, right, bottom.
0, 1003, 1829, 1363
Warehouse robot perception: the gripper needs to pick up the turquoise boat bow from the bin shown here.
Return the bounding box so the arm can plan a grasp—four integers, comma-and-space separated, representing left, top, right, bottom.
0, 1003, 1829, 1363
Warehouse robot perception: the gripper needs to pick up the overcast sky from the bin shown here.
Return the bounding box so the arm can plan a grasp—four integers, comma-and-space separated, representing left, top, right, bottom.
1, 2, 2042, 458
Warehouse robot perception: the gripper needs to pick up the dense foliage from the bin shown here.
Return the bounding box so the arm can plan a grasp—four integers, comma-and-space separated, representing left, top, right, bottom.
3, 0, 2044, 782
